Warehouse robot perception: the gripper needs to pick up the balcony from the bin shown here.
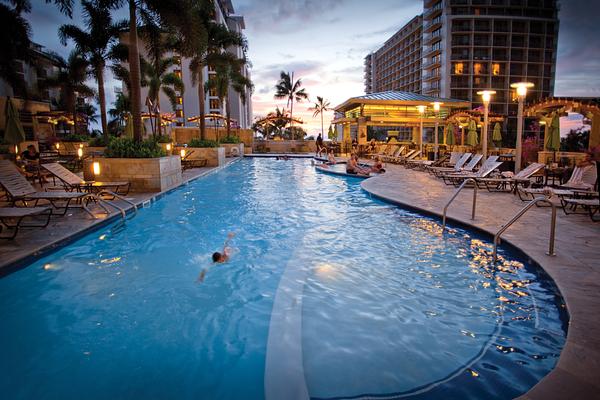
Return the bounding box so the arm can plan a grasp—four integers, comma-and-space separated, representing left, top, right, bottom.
424, 3, 443, 20
424, 18, 443, 33
423, 46, 442, 59
422, 58, 441, 69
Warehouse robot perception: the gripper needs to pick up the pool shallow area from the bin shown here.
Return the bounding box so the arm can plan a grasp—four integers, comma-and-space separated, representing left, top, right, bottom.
0, 158, 567, 400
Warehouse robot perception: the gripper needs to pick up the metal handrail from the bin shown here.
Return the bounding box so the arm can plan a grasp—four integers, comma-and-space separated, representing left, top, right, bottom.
96, 190, 138, 219
492, 196, 557, 262
442, 178, 478, 230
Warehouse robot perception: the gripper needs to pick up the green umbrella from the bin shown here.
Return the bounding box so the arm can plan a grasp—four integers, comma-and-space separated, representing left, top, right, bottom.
124, 114, 133, 138
445, 124, 456, 146
466, 119, 478, 146
492, 122, 502, 144
546, 114, 560, 151
3, 98, 26, 146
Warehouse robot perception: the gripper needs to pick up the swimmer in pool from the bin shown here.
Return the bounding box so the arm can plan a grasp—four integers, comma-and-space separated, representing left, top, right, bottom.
197, 232, 235, 282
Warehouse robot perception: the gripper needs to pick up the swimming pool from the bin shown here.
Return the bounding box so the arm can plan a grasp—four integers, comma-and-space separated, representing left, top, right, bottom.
0, 158, 567, 400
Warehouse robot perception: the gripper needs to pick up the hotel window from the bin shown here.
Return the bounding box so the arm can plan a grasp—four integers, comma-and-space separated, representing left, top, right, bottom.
209, 99, 220, 109
209, 88, 217, 97
177, 97, 183, 105
494, 20, 510, 32
473, 63, 488, 75
174, 69, 182, 78
492, 63, 502, 75
208, 64, 216, 72
453, 62, 464, 75
175, 109, 183, 118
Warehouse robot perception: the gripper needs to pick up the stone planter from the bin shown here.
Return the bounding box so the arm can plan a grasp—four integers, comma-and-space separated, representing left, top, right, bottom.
86, 146, 106, 156
84, 155, 182, 192
176, 147, 225, 167
220, 143, 244, 157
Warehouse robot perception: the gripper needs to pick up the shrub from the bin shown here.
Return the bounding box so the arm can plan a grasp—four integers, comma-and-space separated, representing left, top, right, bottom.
155, 134, 173, 143
88, 137, 106, 147
219, 135, 240, 144
62, 133, 89, 142
188, 138, 219, 148
104, 137, 166, 158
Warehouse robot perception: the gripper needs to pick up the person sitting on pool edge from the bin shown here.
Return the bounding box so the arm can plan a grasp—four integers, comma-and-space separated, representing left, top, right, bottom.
327, 150, 337, 165
346, 154, 369, 175
369, 156, 386, 174
198, 232, 236, 283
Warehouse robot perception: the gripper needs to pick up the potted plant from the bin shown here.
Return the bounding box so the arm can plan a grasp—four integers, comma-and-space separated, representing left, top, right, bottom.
219, 135, 244, 157
85, 137, 181, 192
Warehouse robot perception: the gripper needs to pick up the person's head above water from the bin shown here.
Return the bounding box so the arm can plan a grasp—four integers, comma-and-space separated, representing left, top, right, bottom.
212, 252, 224, 263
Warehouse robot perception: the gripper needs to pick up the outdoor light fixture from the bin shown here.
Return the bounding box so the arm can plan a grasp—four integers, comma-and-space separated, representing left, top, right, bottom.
79, 143, 84, 148
510, 82, 534, 173
92, 161, 100, 176
180, 149, 186, 158
77, 148, 83, 158
166, 143, 172, 152
416, 105, 427, 157
55, 142, 60, 150
431, 102, 443, 160
14, 144, 18, 154
477, 90, 496, 159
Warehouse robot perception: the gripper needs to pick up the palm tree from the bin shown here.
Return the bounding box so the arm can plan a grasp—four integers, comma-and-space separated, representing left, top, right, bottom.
266, 107, 290, 138
43, 51, 95, 135
186, 0, 246, 140
139, 23, 183, 137
59, 0, 126, 144
274, 71, 308, 139
206, 56, 253, 139
108, 92, 130, 135
310, 96, 331, 139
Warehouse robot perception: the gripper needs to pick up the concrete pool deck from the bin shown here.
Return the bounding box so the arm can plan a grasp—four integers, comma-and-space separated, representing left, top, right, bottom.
360, 164, 600, 400
0, 158, 240, 273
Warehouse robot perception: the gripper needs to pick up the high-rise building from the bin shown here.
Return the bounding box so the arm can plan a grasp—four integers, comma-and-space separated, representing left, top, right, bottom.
365, 0, 559, 123
364, 16, 423, 94
121, 0, 252, 132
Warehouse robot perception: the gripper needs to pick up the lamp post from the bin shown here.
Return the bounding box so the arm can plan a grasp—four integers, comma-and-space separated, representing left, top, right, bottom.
477, 90, 496, 161
511, 82, 534, 173
416, 105, 427, 157
431, 102, 442, 160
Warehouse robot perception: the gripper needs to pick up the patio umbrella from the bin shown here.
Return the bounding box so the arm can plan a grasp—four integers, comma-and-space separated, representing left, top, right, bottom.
466, 120, 478, 147
492, 122, 502, 145
445, 124, 456, 146
546, 113, 561, 161
3, 98, 26, 148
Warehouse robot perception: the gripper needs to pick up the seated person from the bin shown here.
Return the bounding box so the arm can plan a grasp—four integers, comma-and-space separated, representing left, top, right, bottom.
369, 156, 386, 173
346, 154, 369, 175
327, 150, 337, 165
20, 145, 40, 165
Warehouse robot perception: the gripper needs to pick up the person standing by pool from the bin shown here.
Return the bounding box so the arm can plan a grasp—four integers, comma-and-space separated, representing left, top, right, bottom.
197, 232, 235, 282
316, 133, 324, 157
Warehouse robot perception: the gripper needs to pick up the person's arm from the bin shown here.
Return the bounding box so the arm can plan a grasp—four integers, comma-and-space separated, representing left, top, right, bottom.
222, 232, 235, 253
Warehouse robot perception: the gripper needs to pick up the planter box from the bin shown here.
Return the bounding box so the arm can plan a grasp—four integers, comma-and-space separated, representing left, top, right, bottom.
86, 146, 106, 156
538, 151, 587, 166
220, 143, 244, 157
176, 146, 225, 167
84, 155, 182, 192
252, 140, 316, 154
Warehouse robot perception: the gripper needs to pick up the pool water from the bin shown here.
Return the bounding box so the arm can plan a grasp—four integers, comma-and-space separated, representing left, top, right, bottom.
0, 158, 567, 400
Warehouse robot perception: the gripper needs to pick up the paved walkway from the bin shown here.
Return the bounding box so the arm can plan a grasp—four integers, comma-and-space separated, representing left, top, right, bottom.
0, 160, 238, 273
361, 164, 600, 400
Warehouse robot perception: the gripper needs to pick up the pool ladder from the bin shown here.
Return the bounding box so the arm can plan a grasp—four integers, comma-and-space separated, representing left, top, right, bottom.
492, 196, 556, 262
441, 182, 557, 261
92, 190, 138, 220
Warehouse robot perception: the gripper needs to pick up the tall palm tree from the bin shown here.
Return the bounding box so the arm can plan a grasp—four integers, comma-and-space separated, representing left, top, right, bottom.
266, 107, 289, 138
186, 0, 246, 140
105, 0, 193, 142
138, 23, 183, 137
108, 92, 130, 134
310, 96, 331, 139
275, 71, 308, 139
206, 56, 253, 139
59, 0, 126, 144
42, 51, 95, 135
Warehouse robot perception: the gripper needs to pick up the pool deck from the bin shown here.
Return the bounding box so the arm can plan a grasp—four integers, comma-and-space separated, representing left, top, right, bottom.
0, 158, 240, 274
360, 163, 600, 400
1, 156, 599, 399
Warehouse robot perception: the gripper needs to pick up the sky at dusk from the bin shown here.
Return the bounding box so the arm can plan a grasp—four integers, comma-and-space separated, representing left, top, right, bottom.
25, 0, 600, 135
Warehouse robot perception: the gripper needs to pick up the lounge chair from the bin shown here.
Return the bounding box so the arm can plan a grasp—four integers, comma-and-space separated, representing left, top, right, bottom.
0, 206, 52, 240
181, 150, 208, 171
381, 145, 404, 162
41, 162, 130, 195
405, 154, 450, 170
443, 160, 504, 187
387, 148, 415, 164
430, 153, 472, 176
517, 162, 598, 201
0, 160, 94, 216
478, 162, 546, 192
562, 196, 600, 221
393, 149, 421, 165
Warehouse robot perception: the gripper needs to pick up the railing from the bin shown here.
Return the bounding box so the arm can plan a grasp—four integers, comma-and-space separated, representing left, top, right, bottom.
492, 196, 557, 262
442, 178, 478, 231
96, 190, 138, 219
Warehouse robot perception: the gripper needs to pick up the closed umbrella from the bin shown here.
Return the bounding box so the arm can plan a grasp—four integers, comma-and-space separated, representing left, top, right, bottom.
492, 122, 502, 146
466, 120, 478, 147
445, 124, 456, 146
546, 113, 561, 162
124, 114, 133, 138
3, 98, 26, 148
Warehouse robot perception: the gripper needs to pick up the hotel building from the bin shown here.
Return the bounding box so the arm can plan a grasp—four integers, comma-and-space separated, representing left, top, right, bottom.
365, 0, 559, 127
121, 0, 252, 132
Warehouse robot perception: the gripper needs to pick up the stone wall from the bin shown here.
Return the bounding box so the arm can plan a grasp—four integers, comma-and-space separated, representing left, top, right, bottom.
220, 143, 244, 157
85, 155, 182, 192
252, 140, 317, 153
176, 146, 225, 167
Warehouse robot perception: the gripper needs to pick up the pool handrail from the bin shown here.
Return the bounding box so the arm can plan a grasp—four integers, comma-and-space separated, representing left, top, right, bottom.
442, 178, 478, 231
